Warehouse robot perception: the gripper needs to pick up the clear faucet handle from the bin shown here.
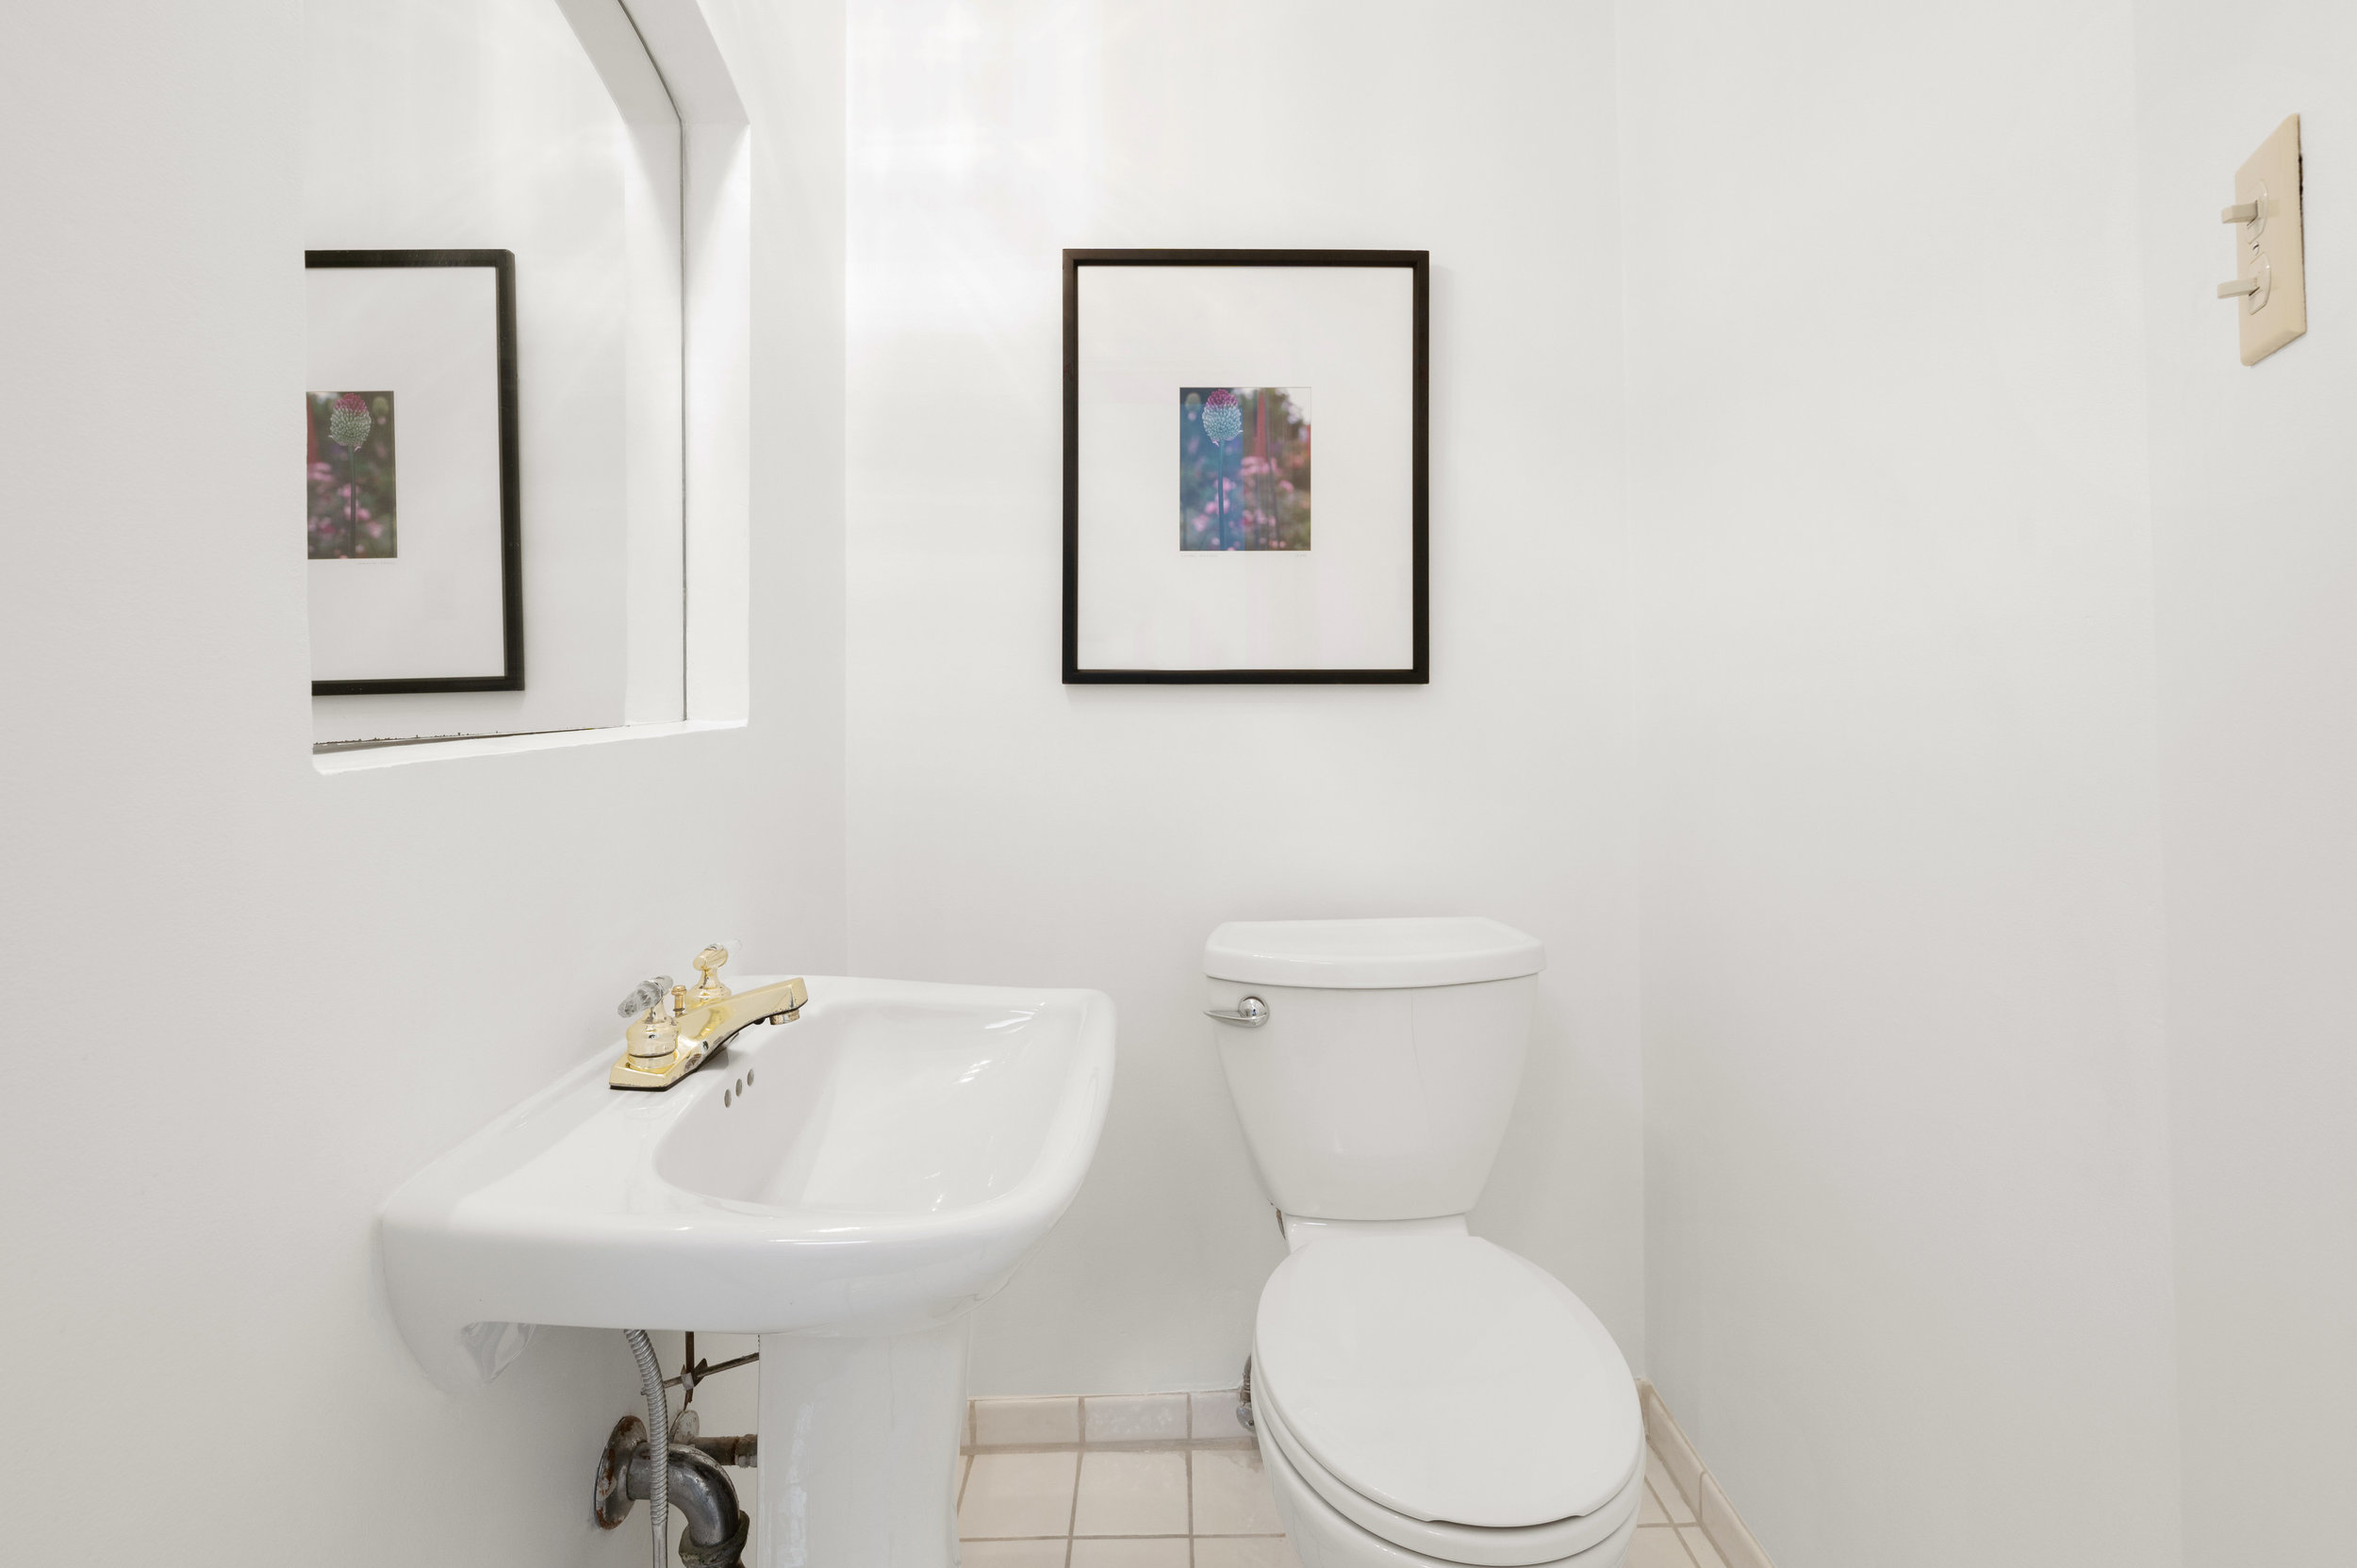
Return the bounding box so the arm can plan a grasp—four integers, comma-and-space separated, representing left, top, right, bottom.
617, 975, 675, 1019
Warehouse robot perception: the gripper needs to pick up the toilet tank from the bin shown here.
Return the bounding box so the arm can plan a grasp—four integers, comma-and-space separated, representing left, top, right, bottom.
1204, 917, 1543, 1221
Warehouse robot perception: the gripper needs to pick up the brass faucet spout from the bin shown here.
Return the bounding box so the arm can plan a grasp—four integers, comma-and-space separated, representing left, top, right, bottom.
677, 977, 810, 1055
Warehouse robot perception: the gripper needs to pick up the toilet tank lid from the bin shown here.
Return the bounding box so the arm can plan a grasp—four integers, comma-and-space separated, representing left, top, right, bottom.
1204, 917, 1544, 988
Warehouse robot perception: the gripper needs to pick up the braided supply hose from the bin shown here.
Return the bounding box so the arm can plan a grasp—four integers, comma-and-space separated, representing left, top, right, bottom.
624, 1330, 668, 1568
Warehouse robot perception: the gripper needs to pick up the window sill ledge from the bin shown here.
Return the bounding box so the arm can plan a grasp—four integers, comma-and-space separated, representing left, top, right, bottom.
312, 718, 746, 774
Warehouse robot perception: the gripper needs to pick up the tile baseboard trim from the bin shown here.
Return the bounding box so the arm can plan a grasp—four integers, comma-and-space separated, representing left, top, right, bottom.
969, 1388, 1255, 1452
963, 1438, 1260, 1456
1638, 1379, 1776, 1568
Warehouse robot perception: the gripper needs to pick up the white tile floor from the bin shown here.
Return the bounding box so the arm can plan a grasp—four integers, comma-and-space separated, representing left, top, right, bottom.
961, 1392, 1298, 1568
961, 1391, 1747, 1568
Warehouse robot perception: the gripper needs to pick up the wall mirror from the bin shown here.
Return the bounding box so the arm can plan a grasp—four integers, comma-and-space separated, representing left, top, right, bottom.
305, 0, 701, 751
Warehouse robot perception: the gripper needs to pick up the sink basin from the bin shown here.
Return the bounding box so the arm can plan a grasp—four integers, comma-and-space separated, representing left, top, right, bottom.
380, 976, 1115, 1568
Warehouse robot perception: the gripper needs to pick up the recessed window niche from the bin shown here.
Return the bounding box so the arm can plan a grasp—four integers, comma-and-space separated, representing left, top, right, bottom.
304, 0, 749, 767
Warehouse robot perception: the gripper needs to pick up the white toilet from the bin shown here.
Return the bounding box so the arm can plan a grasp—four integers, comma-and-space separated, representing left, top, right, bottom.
1204, 917, 1644, 1568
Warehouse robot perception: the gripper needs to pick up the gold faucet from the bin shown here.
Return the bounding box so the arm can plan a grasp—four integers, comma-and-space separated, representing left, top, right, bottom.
610, 947, 807, 1092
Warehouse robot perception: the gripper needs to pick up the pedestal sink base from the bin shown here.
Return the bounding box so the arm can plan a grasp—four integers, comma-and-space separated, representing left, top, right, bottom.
377, 979, 1113, 1559
755, 1317, 971, 1568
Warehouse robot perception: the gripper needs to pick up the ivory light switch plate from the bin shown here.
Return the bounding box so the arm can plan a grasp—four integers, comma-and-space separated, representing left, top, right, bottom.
2227, 115, 2306, 366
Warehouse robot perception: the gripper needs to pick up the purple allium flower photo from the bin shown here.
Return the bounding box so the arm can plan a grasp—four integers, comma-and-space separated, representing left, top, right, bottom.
1199, 387, 1244, 445
306, 389, 398, 559
1179, 387, 1310, 552
326, 391, 372, 451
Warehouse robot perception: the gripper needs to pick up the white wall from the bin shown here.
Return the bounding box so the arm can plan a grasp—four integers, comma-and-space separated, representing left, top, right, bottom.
2131, 6, 2357, 1562
1618, 4, 2184, 1565
0, 2, 842, 1563
24, 6, 2357, 1564
842, 0, 1643, 1396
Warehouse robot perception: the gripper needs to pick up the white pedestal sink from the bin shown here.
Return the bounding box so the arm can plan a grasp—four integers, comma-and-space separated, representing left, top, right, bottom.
380, 977, 1115, 1568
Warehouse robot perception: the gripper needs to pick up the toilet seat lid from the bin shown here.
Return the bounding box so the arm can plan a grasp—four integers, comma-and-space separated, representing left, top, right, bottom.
1255, 1235, 1640, 1528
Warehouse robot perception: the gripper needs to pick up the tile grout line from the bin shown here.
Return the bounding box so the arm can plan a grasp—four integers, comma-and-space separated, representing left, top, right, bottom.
955, 1398, 974, 1521
1184, 1391, 1196, 1568
1632, 1523, 1699, 1568
1070, 1395, 1087, 1568
1063, 1437, 1080, 1568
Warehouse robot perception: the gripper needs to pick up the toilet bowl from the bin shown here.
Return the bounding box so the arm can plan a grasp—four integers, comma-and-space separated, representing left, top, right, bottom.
1204, 919, 1643, 1568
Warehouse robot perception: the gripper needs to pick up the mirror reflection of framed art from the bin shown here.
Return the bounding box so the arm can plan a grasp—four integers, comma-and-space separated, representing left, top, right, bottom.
305, 249, 522, 696
1063, 249, 1428, 685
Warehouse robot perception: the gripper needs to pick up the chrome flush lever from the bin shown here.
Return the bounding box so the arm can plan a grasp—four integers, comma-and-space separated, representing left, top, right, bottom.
1205, 997, 1270, 1028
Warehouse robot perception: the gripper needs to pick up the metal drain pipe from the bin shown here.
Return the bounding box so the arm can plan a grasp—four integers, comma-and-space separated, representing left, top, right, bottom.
626, 1443, 750, 1568
598, 1413, 756, 1568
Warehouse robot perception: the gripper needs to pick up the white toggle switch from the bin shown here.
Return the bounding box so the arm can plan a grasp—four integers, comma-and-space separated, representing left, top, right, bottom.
2218, 115, 2305, 365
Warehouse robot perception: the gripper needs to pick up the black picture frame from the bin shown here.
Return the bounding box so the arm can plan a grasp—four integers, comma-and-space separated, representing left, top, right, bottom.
1062, 248, 1429, 685
305, 248, 523, 696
